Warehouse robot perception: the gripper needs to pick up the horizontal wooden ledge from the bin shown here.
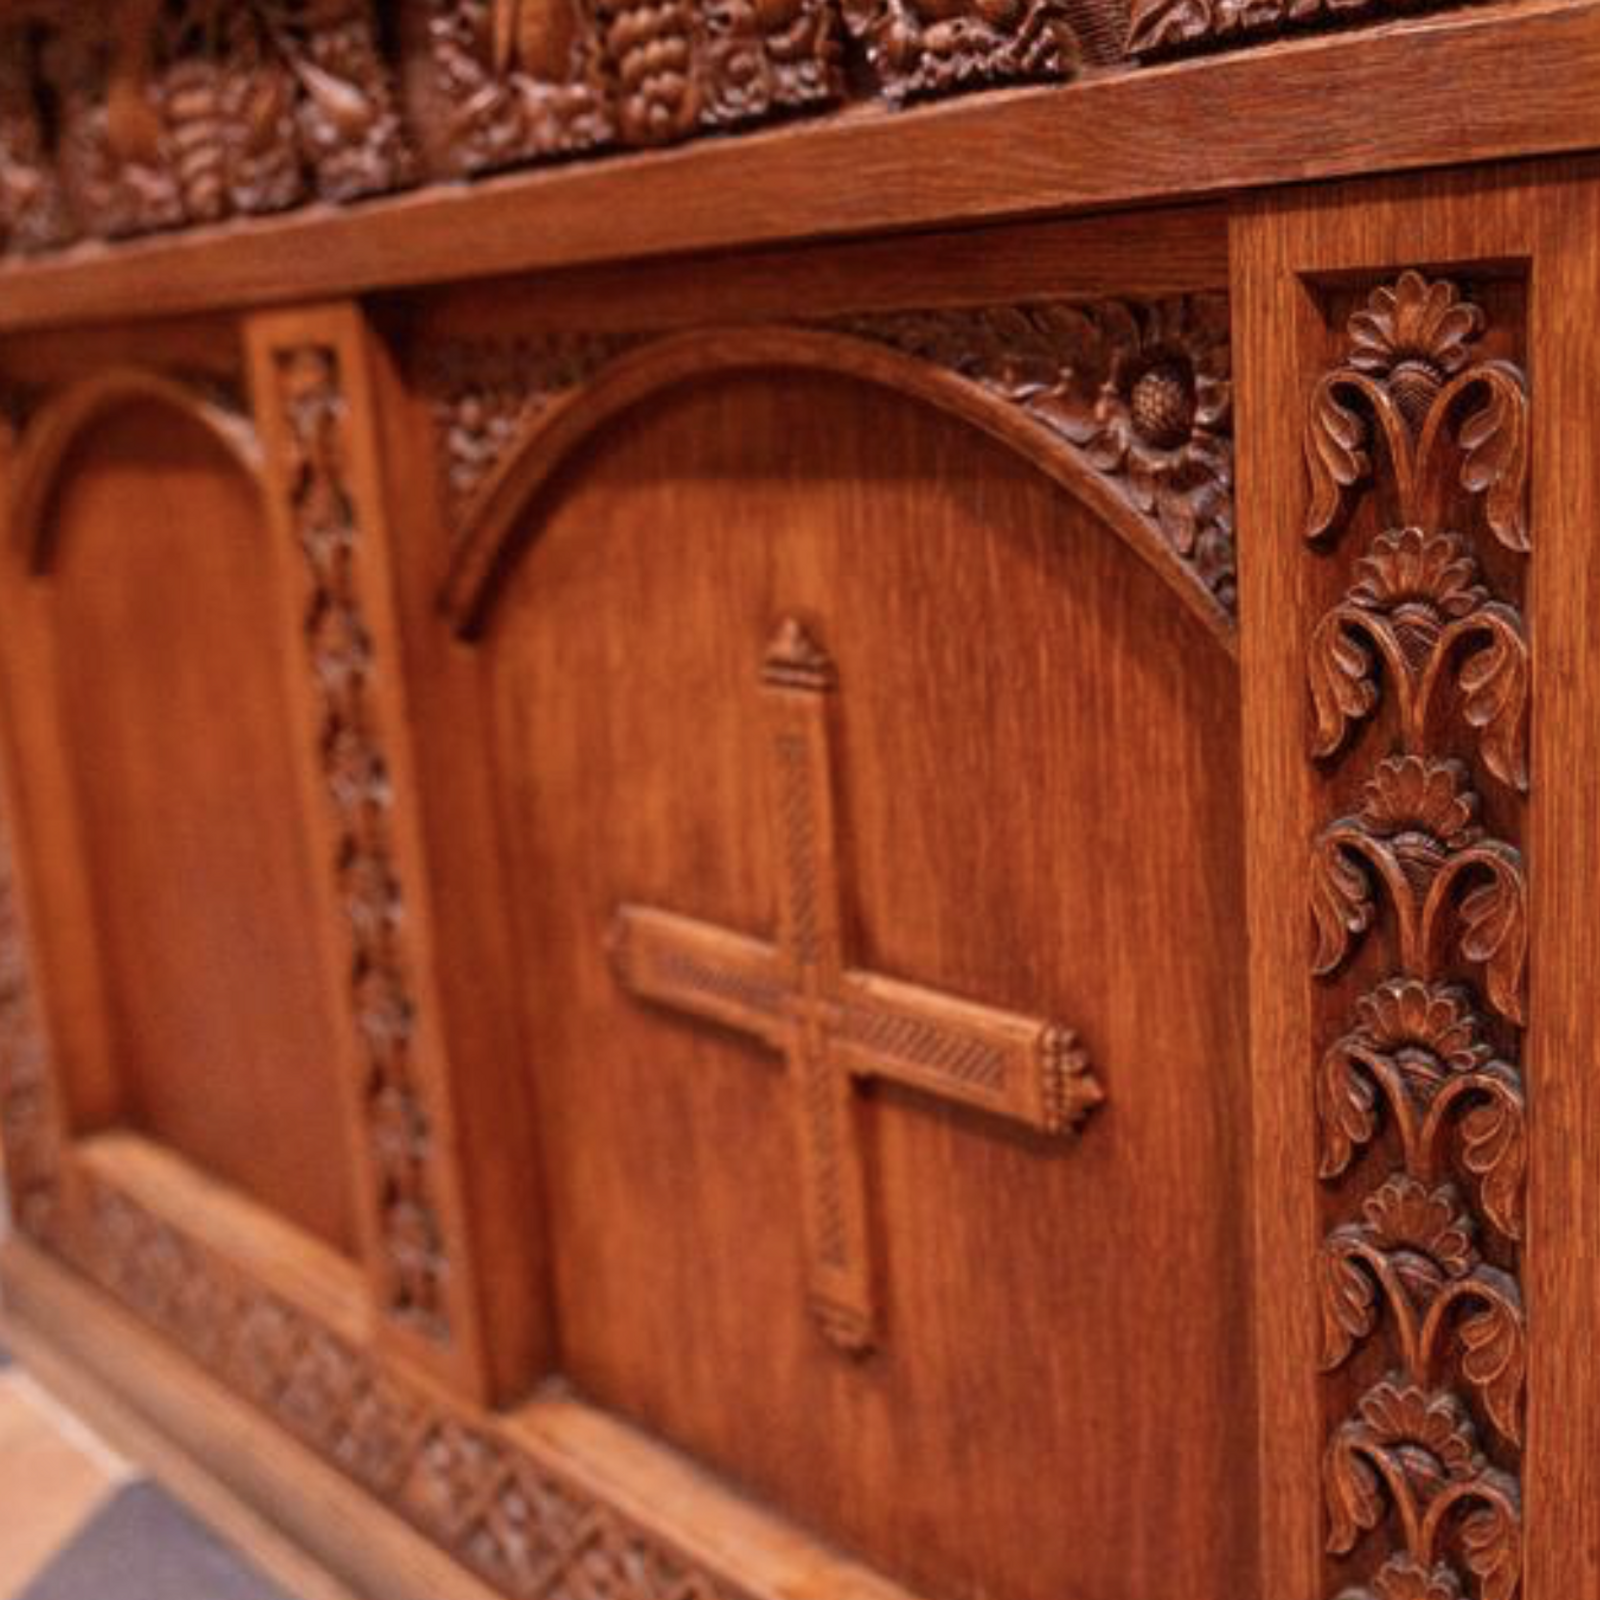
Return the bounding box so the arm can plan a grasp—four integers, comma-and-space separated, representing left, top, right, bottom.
0, 0, 1593, 333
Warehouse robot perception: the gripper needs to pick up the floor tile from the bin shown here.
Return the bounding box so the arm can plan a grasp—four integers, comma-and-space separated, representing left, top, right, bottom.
15, 1482, 297, 1600
0, 1374, 120, 1598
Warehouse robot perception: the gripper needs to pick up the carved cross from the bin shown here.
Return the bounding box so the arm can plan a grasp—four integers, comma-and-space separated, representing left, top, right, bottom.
608, 618, 1103, 1352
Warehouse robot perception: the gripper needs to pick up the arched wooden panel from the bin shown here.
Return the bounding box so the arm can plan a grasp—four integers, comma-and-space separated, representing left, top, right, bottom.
30, 395, 355, 1251
477, 368, 1254, 1600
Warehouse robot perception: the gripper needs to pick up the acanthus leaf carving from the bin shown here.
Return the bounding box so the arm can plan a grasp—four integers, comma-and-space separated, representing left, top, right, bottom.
1316, 979, 1524, 1241
1310, 757, 1527, 1026
1306, 272, 1528, 1600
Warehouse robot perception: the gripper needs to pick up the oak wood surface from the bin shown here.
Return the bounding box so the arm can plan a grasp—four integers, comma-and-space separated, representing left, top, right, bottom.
0, 0, 1593, 334
1234, 158, 1600, 1600
1, 15, 1598, 1597
0, 393, 355, 1250
464, 362, 1253, 1600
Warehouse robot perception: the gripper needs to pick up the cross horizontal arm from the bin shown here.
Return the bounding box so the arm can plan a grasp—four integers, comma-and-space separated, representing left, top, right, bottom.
608, 904, 787, 1050
833, 969, 1101, 1136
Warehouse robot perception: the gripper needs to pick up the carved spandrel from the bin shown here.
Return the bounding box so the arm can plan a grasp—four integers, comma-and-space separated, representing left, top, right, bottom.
425, 298, 1237, 630
1304, 272, 1529, 1600
608, 617, 1102, 1353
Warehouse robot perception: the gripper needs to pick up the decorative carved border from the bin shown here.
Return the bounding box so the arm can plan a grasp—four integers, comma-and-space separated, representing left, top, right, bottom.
424, 296, 1236, 620
1304, 272, 1529, 1600
0, 809, 65, 1244
0, 0, 1129, 258
55, 1168, 762, 1600
272, 342, 457, 1347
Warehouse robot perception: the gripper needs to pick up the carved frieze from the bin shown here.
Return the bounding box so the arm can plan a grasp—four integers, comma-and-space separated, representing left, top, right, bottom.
273, 343, 454, 1345
9, 0, 413, 247
0, 0, 1132, 254
1304, 271, 1529, 1600
0, 29, 74, 255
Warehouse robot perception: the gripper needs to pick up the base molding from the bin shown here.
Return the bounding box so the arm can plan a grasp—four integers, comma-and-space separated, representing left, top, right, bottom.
0, 1234, 500, 1600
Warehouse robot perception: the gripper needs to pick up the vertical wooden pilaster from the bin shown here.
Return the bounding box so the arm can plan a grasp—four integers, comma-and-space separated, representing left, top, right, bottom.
246, 304, 488, 1396
1236, 162, 1600, 1600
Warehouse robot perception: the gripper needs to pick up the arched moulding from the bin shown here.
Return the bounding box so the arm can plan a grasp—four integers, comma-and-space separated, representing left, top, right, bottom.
8, 368, 260, 573
439, 325, 1238, 656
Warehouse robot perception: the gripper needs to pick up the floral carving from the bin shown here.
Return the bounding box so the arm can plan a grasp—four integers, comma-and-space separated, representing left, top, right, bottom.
1310, 757, 1525, 1025
421, 299, 1238, 624
1318, 979, 1524, 1241
417, 0, 843, 176
1324, 1381, 1521, 1600
1306, 273, 1528, 1600
1318, 1174, 1524, 1445
276, 343, 453, 1344
844, 295, 1236, 612
0, 30, 74, 255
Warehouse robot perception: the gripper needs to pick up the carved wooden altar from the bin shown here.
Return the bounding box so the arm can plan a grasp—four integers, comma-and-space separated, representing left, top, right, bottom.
0, 4, 1597, 1599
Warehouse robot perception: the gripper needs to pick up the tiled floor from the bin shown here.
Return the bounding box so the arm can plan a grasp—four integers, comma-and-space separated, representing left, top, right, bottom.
0, 1337, 296, 1600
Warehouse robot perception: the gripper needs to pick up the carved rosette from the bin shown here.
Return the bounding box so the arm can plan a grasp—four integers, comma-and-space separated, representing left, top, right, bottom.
275, 344, 452, 1344
1305, 272, 1529, 1600
846, 296, 1235, 611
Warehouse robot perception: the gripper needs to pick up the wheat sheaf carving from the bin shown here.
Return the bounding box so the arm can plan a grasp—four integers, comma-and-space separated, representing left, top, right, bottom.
1304, 271, 1529, 1600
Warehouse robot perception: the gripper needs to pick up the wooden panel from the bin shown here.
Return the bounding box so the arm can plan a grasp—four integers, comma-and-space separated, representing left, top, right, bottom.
474, 368, 1253, 1600
32, 400, 354, 1250
1233, 160, 1600, 1600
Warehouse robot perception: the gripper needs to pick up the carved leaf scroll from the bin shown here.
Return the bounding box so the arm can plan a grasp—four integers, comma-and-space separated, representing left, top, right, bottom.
275, 342, 454, 1346
1306, 273, 1528, 1600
